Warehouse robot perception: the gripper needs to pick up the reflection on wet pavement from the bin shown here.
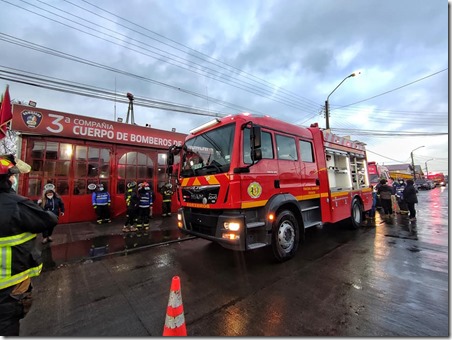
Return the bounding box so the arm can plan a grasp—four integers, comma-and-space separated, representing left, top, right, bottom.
40, 229, 194, 270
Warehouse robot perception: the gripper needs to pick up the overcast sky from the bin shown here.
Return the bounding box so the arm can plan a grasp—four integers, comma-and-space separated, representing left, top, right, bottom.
0, 0, 448, 175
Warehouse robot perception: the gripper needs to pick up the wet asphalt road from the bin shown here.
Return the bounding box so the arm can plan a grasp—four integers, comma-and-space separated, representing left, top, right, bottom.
20, 186, 448, 336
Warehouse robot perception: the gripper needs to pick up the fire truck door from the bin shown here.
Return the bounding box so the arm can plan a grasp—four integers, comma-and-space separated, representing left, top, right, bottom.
298, 139, 318, 188
275, 134, 300, 193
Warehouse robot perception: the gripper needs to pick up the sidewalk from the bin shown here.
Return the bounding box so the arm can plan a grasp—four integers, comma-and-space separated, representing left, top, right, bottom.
38, 214, 193, 269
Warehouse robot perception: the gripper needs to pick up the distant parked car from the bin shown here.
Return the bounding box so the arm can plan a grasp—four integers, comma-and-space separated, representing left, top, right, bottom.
415, 179, 435, 190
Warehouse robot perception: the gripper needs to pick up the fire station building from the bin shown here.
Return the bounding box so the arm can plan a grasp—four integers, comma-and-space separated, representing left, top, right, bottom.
11, 104, 186, 224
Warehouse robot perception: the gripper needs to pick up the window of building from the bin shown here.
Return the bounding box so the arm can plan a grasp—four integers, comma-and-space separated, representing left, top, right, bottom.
73, 145, 111, 195
117, 151, 154, 194
157, 152, 178, 191
28, 140, 73, 197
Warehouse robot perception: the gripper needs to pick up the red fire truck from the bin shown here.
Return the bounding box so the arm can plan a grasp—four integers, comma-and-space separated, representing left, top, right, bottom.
368, 161, 392, 187
167, 113, 373, 261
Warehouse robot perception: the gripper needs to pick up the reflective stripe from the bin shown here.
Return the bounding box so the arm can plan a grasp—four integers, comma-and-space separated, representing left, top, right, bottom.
164, 313, 185, 329
0, 232, 36, 246
0, 245, 12, 278
0, 264, 42, 290
0, 232, 39, 290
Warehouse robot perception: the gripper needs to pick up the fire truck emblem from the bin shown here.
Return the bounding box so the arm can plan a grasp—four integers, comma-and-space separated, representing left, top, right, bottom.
247, 182, 262, 199
21, 110, 42, 129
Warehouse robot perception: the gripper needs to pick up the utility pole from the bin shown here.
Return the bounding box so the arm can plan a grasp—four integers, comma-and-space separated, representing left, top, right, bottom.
324, 71, 361, 130
425, 159, 433, 179
411, 152, 416, 180
410, 145, 425, 180
324, 100, 330, 130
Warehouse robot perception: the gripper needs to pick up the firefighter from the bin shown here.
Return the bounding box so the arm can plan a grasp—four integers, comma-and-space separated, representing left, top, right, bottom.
0, 154, 58, 335
159, 182, 174, 217
91, 183, 111, 224
123, 181, 138, 232
137, 181, 152, 229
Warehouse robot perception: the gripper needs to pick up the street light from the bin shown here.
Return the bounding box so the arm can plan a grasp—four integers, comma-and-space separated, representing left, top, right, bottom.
325, 70, 361, 130
410, 146, 425, 180
425, 158, 434, 179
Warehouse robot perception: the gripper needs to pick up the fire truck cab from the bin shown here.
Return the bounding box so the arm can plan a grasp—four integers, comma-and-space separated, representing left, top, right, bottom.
168, 113, 372, 261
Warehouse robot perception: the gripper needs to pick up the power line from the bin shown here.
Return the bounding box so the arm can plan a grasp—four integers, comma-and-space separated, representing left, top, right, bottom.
4, 0, 321, 115
0, 67, 231, 118
73, 0, 320, 107
334, 68, 448, 110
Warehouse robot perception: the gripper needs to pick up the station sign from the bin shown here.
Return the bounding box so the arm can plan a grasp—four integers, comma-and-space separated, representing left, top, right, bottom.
11, 104, 186, 149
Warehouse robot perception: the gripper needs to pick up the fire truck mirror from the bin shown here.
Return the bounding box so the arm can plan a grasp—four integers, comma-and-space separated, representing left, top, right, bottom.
252, 148, 262, 162
166, 152, 174, 166
166, 165, 173, 175
250, 126, 262, 149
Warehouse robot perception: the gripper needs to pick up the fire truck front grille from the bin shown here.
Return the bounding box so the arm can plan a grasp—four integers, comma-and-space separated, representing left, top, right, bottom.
184, 209, 221, 237
181, 185, 220, 205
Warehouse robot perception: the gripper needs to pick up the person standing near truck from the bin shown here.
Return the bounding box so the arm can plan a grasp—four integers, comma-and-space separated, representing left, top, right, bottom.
377, 179, 393, 218
159, 182, 174, 217
403, 179, 419, 222
0, 154, 58, 336
92, 183, 111, 224
137, 181, 152, 229
123, 181, 138, 232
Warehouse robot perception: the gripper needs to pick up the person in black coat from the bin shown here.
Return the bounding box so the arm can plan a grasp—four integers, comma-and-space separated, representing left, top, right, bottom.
0, 154, 58, 336
377, 179, 394, 217
403, 179, 418, 221
38, 183, 65, 244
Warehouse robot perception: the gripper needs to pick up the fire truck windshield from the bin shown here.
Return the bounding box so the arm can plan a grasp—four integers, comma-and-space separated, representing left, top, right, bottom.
180, 123, 235, 177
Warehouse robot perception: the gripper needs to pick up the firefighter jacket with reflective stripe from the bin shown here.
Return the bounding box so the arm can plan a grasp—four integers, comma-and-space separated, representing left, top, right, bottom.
92, 191, 111, 206
138, 190, 151, 208
160, 187, 173, 203
125, 189, 139, 210
0, 191, 58, 290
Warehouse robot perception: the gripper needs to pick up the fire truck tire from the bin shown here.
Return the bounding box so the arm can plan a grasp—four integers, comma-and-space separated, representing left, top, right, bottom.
350, 199, 363, 229
271, 210, 299, 262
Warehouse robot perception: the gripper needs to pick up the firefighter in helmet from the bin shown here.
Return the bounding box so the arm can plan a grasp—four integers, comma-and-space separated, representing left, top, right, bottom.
0, 155, 58, 335
137, 181, 152, 229
123, 181, 138, 232
159, 182, 174, 217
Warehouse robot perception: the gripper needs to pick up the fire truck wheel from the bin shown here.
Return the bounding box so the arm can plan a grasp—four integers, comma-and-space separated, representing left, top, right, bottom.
350, 199, 363, 229
271, 210, 299, 262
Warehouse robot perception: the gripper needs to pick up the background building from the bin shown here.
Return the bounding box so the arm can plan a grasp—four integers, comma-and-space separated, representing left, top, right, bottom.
386, 164, 424, 180
11, 104, 186, 223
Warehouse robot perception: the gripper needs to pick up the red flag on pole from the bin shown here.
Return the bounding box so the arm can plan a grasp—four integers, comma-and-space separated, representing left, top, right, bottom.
0, 85, 12, 139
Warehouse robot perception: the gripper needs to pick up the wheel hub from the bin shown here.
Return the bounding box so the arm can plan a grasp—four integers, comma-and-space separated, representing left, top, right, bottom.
278, 221, 294, 251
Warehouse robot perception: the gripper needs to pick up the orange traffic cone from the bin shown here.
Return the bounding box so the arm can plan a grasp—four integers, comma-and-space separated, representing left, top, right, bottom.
163, 276, 187, 336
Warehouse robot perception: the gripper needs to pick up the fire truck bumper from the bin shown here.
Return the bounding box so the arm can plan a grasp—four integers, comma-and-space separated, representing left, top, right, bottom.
177, 208, 247, 251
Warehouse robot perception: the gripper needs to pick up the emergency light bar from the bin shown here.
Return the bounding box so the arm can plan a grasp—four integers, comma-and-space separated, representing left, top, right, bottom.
189, 118, 221, 135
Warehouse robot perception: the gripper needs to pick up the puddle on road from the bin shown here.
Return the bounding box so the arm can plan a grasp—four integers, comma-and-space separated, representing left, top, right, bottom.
40, 229, 193, 271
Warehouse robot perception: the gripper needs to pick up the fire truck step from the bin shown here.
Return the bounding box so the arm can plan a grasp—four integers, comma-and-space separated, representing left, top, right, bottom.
304, 221, 322, 228
301, 206, 320, 212
247, 222, 266, 228
248, 243, 267, 249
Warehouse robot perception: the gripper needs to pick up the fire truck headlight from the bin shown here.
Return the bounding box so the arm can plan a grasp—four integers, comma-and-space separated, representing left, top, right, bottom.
224, 222, 240, 231
222, 233, 240, 240
177, 213, 183, 228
